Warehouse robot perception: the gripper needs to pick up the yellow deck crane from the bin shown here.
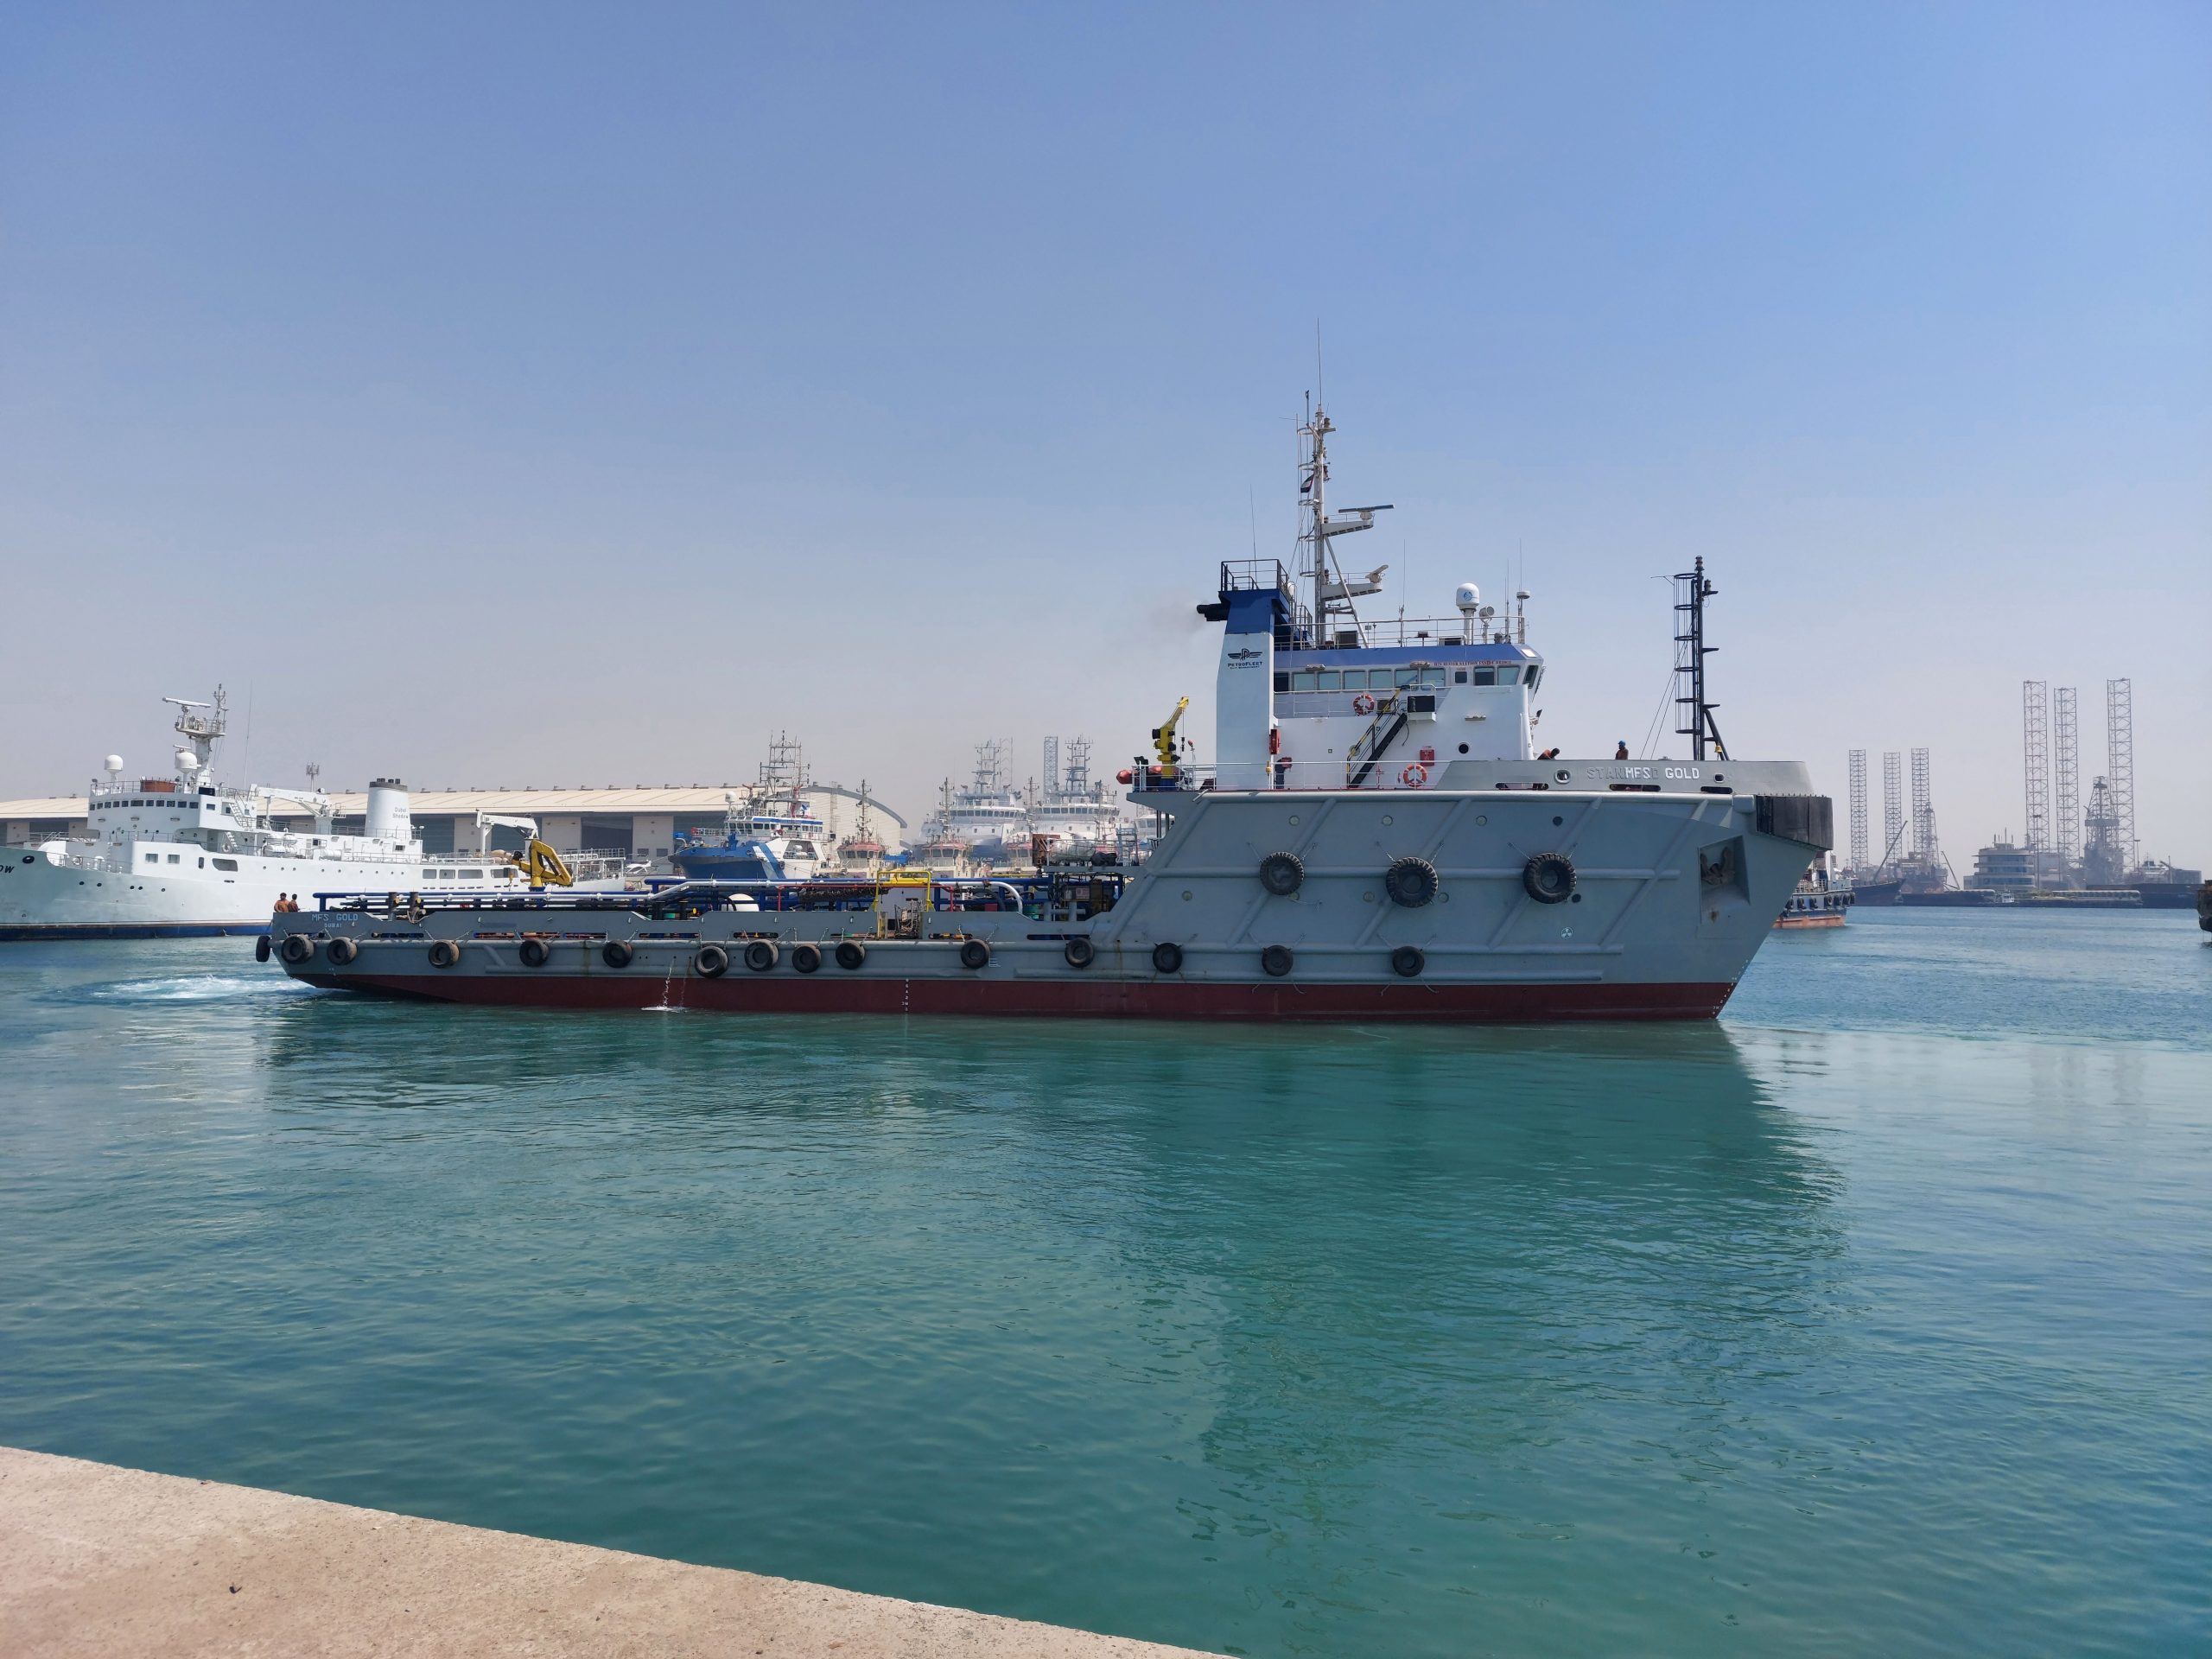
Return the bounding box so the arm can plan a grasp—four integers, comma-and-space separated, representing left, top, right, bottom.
1151, 696, 1191, 781
475, 812, 576, 889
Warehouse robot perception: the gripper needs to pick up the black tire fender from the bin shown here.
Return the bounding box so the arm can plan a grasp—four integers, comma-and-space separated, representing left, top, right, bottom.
959, 938, 990, 970
279, 933, 315, 965
255, 935, 272, 963
326, 937, 359, 966
1261, 944, 1294, 977
1391, 944, 1425, 978
743, 940, 779, 973
694, 944, 729, 978
1384, 856, 1440, 908
601, 939, 633, 969
835, 940, 867, 970
1522, 852, 1576, 904
1064, 937, 1096, 968
518, 937, 551, 968
792, 943, 823, 974
1258, 852, 1304, 896
429, 938, 462, 969
1151, 941, 1183, 975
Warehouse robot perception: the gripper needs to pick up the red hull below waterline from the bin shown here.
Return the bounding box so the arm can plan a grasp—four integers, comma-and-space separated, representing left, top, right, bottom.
296, 972, 1736, 1023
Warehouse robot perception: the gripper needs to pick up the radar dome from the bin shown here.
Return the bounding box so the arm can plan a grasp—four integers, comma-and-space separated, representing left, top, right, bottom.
104, 755, 123, 775
1454, 582, 1481, 612
176, 748, 200, 772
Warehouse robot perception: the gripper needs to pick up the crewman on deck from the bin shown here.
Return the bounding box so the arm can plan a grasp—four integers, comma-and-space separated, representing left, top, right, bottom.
1616, 741, 1630, 760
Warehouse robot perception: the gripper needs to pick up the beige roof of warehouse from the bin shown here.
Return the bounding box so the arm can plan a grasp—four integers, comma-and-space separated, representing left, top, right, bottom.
0, 786, 786, 818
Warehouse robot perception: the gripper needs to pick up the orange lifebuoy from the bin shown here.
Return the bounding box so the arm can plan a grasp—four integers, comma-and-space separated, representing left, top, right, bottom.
1352, 692, 1376, 715
1399, 763, 1430, 788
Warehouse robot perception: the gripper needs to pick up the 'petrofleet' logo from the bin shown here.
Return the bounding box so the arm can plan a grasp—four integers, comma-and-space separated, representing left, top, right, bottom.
1226, 647, 1264, 667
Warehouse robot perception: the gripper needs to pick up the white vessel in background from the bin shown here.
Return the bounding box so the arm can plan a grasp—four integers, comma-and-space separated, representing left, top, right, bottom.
1030, 735, 1134, 858
928, 741, 1028, 862
0, 690, 606, 939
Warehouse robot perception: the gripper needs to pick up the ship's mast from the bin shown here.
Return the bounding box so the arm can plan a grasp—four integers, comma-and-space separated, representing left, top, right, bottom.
1673, 559, 1727, 761
1297, 401, 1390, 646
1303, 399, 1334, 632
165, 687, 226, 772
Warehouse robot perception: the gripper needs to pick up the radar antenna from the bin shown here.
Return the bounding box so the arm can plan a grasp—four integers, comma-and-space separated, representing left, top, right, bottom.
165, 687, 228, 772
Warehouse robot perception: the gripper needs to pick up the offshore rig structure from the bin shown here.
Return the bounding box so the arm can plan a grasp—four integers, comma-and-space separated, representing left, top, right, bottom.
1838, 678, 2198, 909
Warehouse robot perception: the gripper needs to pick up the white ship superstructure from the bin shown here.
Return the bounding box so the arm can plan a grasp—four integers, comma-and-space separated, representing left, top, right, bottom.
929, 741, 1027, 858
0, 691, 575, 938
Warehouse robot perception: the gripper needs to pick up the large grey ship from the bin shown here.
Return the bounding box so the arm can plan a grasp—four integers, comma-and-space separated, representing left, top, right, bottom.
270, 404, 1828, 1021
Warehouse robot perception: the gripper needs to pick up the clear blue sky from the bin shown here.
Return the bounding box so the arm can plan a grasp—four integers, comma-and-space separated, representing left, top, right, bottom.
3, 3, 2206, 866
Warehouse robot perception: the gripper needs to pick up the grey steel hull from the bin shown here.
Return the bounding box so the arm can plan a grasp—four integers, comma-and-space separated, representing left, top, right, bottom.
271, 769, 1825, 1024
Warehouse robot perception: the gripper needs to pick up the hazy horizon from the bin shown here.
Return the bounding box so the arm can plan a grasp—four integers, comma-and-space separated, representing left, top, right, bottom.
3, 4, 2206, 868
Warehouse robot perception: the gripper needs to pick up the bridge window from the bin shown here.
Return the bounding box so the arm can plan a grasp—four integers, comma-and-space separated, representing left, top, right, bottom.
1497, 665, 1522, 684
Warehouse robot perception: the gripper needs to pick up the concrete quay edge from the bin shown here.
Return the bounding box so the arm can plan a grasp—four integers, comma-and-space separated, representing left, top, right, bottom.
1, 1446, 1220, 1658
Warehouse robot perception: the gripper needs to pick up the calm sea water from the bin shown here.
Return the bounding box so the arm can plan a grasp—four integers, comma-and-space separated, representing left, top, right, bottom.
2, 911, 2206, 1656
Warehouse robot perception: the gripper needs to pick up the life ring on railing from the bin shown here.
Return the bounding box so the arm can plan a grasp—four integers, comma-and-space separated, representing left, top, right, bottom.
1399, 763, 1430, 789
1352, 692, 1376, 715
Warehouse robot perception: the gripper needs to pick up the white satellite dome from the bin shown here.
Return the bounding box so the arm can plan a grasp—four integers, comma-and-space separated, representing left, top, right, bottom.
104, 754, 124, 775
1453, 582, 1481, 613
176, 748, 201, 773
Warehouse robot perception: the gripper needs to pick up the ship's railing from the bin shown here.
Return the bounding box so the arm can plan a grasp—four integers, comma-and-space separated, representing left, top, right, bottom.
308, 874, 1122, 917
1350, 614, 1521, 649
1217, 559, 1316, 648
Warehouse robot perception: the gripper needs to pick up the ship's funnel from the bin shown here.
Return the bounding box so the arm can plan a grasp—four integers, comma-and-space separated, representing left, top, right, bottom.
365, 778, 412, 843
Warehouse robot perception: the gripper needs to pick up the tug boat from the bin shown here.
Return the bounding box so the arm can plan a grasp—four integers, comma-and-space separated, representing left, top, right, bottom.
270, 404, 1830, 1021
1775, 866, 1853, 929
669, 734, 829, 883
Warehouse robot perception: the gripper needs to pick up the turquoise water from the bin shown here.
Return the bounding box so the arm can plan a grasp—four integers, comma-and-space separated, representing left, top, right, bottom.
2, 912, 2206, 1656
